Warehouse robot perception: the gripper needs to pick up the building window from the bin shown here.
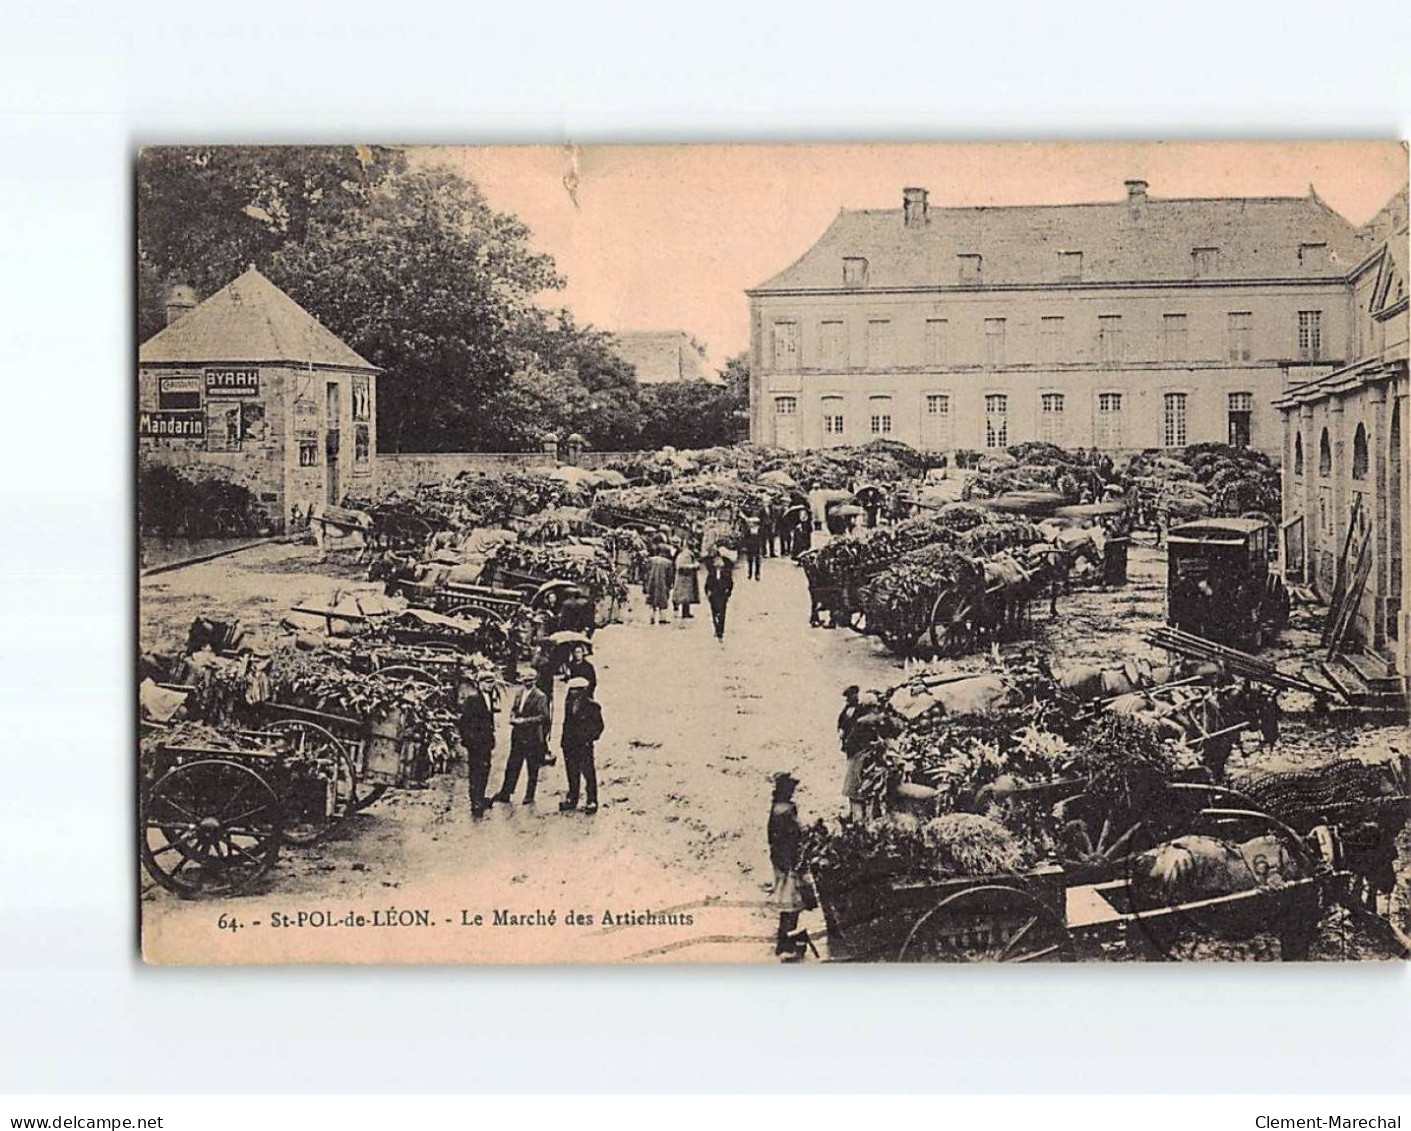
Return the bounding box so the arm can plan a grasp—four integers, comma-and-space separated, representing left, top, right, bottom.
985, 393, 1009, 449
1228, 391, 1253, 448
1163, 392, 1188, 448
1098, 315, 1124, 363
298, 433, 319, 467
868, 396, 893, 436
1161, 313, 1188, 362
1227, 311, 1252, 361
820, 396, 845, 440
1294, 432, 1304, 477
984, 318, 1007, 366
926, 393, 950, 416
1192, 247, 1220, 277
842, 257, 868, 288
354, 423, 370, 463
1318, 428, 1332, 476
1299, 242, 1328, 270
866, 319, 894, 368
1040, 316, 1066, 362
774, 396, 798, 416
1352, 423, 1369, 480
1298, 310, 1323, 361
352, 376, 371, 421
1096, 392, 1124, 448
820, 320, 848, 367
958, 254, 983, 284
772, 322, 799, 370
924, 318, 948, 365
1039, 393, 1065, 445
1057, 251, 1083, 281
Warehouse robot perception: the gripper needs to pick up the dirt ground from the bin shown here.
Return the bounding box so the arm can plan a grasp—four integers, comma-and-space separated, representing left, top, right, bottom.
139, 535, 1409, 964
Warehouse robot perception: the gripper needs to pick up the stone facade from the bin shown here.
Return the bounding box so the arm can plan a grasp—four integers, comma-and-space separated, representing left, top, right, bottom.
747, 182, 1370, 457
1276, 189, 1408, 674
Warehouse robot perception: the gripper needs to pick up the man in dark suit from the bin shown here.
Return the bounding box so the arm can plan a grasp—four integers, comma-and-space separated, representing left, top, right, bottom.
491, 670, 552, 805
458, 671, 499, 818
558, 677, 605, 814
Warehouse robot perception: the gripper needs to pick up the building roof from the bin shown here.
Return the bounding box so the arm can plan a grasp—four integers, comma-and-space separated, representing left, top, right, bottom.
750, 188, 1364, 293
139, 266, 379, 371
612, 330, 717, 385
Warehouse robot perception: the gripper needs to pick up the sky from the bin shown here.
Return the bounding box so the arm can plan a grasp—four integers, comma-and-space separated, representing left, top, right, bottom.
423, 142, 1407, 370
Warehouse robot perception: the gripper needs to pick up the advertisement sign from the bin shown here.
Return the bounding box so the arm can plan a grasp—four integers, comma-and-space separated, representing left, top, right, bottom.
204, 367, 260, 397
157, 375, 202, 410
139, 411, 206, 438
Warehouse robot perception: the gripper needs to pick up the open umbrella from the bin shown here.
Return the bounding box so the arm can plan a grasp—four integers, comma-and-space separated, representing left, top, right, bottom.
832, 504, 865, 517
546, 630, 593, 648
759, 469, 799, 489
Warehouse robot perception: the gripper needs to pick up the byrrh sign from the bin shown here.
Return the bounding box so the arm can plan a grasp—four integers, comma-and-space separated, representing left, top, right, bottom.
139, 410, 206, 438
205, 367, 260, 397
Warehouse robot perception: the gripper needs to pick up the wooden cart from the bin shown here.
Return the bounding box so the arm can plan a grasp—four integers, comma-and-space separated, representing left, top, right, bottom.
815, 806, 1358, 962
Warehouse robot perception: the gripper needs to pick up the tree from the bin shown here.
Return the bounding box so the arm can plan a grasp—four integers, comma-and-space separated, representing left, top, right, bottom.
136, 145, 404, 341
271, 165, 562, 451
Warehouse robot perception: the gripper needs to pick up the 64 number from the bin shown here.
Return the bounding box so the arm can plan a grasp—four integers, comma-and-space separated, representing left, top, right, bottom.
217, 913, 244, 933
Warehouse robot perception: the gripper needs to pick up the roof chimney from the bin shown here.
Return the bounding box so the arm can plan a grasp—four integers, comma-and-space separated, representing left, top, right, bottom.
164, 283, 198, 326
903, 186, 929, 230
1125, 179, 1148, 216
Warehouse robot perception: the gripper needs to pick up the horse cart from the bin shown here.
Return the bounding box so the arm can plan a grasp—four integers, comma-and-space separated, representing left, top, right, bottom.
816, 802, 1357, 963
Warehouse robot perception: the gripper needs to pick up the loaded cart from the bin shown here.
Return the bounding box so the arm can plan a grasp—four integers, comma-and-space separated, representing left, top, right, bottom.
813, 803, 1363, 963
140, 728, 358, 898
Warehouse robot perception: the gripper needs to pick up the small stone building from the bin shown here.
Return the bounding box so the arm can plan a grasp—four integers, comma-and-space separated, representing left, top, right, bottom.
138, 267, 382, 532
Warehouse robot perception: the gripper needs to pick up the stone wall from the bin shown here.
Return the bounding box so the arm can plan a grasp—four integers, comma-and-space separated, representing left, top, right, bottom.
378, 451, 556, 490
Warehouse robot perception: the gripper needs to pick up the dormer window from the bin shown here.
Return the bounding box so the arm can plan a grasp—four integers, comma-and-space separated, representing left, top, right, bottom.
1058, 251, 1083, 281
842, 257, 868, 288
958, 254, 983, 284
1192, 247, 1220, 277
1299, 242, 1329, 270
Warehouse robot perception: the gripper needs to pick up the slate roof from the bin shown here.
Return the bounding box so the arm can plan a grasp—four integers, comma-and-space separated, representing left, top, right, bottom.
139, 266, 379, 371
750, 190, 1365, 293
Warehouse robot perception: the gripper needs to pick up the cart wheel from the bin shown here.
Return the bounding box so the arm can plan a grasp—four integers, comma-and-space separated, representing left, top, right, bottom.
262, 721, 358, 846
446, 603, 509, 626
141, 760, 281, 897
929, 591, 976, 656
898, 884, 1073, 963
1052, 795, 1151, 883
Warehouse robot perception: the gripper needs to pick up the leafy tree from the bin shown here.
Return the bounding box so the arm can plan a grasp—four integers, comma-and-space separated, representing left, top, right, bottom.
270, 165, 562, 451
136, 145, 404, 341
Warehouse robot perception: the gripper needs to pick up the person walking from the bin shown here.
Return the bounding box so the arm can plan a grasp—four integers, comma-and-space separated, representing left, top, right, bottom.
643, 542, 674, 625
761, 500, 778, 558
558, 677, 604, 814
767, 772, 813, 960
457, 670, 499, 819
704, 549, 735, 641
672, 541, 700, 620
742, 512, 763, 581
490, 670, 551, 806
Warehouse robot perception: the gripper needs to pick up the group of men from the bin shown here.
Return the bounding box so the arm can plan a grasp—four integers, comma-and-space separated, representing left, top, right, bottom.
456, 642, 605, 819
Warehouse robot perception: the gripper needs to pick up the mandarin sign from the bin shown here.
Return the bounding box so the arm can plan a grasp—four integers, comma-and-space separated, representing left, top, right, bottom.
139, 410, 206, 438
204, 367, 260, 397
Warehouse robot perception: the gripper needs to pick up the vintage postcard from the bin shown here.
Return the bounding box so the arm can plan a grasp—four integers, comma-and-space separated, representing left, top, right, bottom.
137, 141, 1410, 964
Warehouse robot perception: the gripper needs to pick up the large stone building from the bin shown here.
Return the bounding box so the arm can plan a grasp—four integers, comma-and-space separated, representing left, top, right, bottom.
1275, 189, 1408, 684
612, 330, 713, 384
746, 181, 1371, 456
138, 267, 381, 531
